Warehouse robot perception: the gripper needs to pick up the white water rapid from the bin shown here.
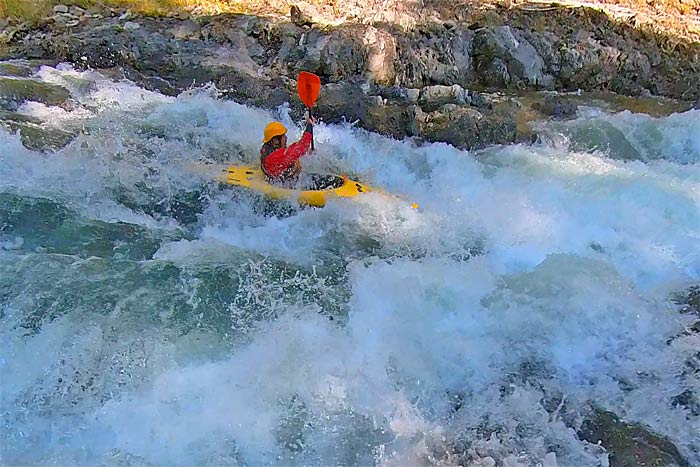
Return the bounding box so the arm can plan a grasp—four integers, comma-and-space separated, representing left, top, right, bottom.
1, 64, 699, 467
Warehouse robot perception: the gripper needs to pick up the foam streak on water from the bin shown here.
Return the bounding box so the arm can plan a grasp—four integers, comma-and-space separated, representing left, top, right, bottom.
1, 64, 699, 467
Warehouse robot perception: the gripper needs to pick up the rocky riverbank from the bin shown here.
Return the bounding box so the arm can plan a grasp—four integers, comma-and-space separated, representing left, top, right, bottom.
1, 1, 698, 150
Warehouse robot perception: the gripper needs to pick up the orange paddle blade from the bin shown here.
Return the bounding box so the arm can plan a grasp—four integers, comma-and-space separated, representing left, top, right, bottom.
297, 71, 321, 109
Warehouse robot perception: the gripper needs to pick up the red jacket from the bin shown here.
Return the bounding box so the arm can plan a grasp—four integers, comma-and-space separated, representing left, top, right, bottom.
261, 131, 313, 179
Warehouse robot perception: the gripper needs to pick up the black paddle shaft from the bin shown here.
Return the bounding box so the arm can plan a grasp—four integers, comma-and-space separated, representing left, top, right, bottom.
307, 106, 314, 151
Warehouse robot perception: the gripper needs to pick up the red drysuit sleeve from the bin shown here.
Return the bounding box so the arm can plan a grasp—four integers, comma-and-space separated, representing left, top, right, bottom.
262, 131, 313, 178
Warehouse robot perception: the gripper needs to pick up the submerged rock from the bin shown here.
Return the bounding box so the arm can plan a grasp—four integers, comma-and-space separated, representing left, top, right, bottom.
16, 124, 75, 152
578, 408, 690, 467
0, 77, 71, 109
0, 61, 36, 77
0, 110, 76, 151
673, 285, 700, 316
671, 389, 700, 417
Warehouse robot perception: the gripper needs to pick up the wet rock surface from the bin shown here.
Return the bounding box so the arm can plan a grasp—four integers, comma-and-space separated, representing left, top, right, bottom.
579, 407, 691, 467
531, 94, 579, 119
669, 284, 700, 420
0, 76, 71, 110
674, 285, 700, 316
0, 60, 37, 77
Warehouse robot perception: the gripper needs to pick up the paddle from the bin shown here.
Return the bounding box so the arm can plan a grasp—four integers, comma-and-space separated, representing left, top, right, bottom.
297, 71, 321, 150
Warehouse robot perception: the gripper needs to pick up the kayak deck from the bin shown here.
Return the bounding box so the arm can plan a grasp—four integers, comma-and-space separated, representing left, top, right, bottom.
216, 166, 372, 207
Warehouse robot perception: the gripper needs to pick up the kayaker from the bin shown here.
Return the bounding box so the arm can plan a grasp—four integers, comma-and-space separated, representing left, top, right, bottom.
260, 117, 315, 185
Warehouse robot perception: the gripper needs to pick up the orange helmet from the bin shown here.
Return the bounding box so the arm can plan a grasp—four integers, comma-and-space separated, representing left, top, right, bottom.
263, 121, 287, 143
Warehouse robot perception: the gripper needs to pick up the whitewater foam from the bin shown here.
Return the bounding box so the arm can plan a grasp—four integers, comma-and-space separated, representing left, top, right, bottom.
1, 64, 699, 467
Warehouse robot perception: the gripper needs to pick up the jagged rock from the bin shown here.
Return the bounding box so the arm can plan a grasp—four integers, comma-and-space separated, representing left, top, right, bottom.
481, 57, 510, 86
579, 408, 690, 467
0, 25, 17, 45
373, 85, 420, 105
470, 91, 490, 109
222, 26, 264, 59
52, 5, 69, 14
119, 10, 135, 21
297, 28, 365, 80
53, 13, 79, 27
3, 4, 697, 152
559, 37, 621, 90
321, 29, 365, 80
405, 88, 420, 103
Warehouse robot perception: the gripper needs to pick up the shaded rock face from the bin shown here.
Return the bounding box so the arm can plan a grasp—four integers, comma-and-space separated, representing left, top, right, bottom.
579, 408, 691, 467
315, 28, 366, 80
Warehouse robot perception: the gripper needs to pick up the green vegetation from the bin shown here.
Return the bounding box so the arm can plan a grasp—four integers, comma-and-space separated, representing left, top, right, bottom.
0, 0, 293, 22
1, 0, 697, 42
2, 0, 96, 21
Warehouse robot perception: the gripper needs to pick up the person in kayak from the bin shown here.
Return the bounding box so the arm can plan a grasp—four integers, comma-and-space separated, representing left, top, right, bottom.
260, 117, 315, 186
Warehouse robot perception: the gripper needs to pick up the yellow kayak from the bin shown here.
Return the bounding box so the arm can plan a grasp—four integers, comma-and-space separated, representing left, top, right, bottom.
216, 165, 377, 208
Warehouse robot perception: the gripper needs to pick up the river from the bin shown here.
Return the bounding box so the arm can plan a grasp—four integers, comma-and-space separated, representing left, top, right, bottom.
1, 63, 699, 466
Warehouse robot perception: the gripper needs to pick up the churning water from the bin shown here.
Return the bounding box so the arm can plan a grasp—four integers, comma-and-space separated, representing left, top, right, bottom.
1, 64, 699, 466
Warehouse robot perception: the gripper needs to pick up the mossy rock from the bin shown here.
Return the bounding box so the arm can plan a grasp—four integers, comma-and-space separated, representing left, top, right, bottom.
579, 408, 690, 467
0, 77, 71, 107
